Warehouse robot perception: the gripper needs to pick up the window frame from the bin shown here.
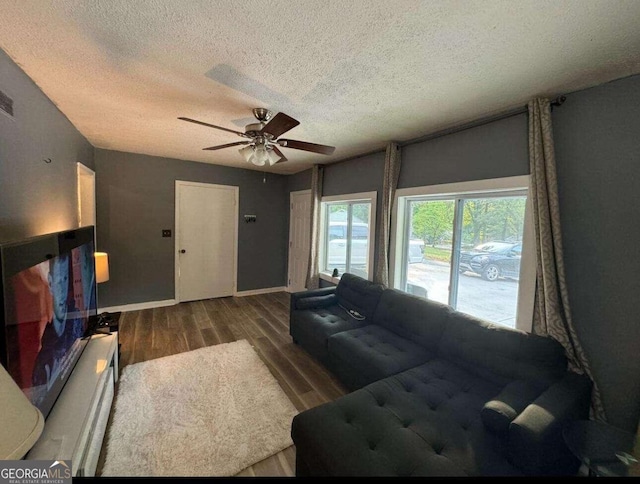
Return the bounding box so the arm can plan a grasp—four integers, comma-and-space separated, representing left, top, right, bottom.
319, 191, 377, 283
390, 176, 535, 332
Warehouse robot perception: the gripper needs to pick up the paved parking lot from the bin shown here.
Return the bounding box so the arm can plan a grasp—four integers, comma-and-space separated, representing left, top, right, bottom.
407, 260, 519, 327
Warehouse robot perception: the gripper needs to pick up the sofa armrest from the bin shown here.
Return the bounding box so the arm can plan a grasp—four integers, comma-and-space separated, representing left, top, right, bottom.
508, 371, 592, 475
290, 287, 337, 311
481, 380, 547, 435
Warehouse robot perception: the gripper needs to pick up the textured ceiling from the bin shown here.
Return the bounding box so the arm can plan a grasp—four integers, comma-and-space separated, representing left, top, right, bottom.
1, 0, 640, 174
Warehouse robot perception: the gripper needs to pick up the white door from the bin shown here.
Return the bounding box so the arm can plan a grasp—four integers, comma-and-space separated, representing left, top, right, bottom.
288, 190, 311, 292
176, 181, 238, 302
77, 163, 96, 228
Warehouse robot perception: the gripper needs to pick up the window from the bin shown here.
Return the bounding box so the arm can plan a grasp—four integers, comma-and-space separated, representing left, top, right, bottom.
320, 192, 377, 281
392, 177, 534, 331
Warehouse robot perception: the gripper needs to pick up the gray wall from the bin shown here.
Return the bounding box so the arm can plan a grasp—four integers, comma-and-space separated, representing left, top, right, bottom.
286, 169, 311, 193
400, 114, 529, 188
553, 74, 640, 432
95, 149, 289, 307
323, 151, 386, 196
0, 49, 94, 242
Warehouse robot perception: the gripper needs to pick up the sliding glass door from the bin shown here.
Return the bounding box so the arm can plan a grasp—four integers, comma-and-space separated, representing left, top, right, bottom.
399, 192, 527, 328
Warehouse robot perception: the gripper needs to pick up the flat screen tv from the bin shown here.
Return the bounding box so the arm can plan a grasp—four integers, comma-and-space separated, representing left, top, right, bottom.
0, 226, 97, 418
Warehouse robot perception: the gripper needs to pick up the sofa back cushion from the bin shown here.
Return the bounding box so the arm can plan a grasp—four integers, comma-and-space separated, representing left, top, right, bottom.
335, 273, 385, 320
438, 311, 567, 386
372, 289, 450, 352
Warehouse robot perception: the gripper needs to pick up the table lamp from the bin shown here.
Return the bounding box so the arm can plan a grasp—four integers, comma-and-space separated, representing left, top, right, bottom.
95, 252, 109, 284
0, 364, 44, 459
94, 252, 112, 328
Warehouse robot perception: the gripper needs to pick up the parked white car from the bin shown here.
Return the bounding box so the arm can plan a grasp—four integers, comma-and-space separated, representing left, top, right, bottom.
326, 227, 424, 268
327, 236, 369, 267
327, 221, 369, 240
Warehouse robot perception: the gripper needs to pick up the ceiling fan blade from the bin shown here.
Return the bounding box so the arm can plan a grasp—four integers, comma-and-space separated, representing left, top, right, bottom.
202, 141, 251, 151
278, 139, 336, 155
178, 117, 247, 137
261, 112, 300, 138
272, 146, 288, 162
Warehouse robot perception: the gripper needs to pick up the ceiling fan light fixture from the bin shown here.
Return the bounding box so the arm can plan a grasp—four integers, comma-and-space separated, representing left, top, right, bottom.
267, 149, 280, 166
252, 144, 269, 166
239, 145, 254, 163
181, 109, 336, 164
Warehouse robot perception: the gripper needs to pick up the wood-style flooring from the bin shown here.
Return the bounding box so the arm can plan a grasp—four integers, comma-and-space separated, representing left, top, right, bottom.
98, 292, 347, 477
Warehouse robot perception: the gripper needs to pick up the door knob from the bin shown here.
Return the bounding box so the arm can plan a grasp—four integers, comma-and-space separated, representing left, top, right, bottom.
180, 249, 186, 254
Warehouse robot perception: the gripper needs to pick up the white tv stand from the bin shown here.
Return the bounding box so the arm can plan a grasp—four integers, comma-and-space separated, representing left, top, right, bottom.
27, 332, 118, 477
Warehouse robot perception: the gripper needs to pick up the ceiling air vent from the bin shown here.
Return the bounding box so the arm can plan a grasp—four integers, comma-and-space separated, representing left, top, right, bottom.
0, 90, 14, 117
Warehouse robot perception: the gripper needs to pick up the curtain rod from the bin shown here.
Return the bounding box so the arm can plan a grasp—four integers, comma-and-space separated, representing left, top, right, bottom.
398, 95, 566, 148
322, 96, 566, 167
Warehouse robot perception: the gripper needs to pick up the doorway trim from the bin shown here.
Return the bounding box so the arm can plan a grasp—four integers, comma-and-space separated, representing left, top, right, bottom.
174, 180, 239, 303
287, 189, 311, 293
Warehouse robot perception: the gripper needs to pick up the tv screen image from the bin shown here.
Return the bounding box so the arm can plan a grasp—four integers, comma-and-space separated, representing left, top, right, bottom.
1, 228, 97, 418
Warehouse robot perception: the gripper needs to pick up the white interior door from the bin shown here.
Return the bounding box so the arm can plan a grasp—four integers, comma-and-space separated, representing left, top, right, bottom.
288, 190, 311, 292
176, 181, 238, 302
77, 163, 96, 228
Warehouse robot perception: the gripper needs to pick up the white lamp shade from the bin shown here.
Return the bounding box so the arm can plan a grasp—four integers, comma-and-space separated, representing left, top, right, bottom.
239, 144, 279, 167
0, 364, 44, 459
267, 149, 281, 166
95, 252, 110, 283
239, 145, 254, 163
252, 145, 268, 166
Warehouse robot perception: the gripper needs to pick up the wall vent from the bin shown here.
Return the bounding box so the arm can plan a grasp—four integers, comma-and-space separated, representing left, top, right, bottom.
0, 90, 14, 117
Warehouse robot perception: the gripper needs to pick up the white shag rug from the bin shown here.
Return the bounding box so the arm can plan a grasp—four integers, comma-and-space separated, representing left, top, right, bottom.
102, 340, 298, 476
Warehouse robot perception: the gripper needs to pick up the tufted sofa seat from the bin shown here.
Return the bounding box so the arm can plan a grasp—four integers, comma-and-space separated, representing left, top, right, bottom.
289, 273, 384, 364
289, 274, 592, 476
327, 325, 433, 390
292, 359, 519, 476
327, 288, 450, 390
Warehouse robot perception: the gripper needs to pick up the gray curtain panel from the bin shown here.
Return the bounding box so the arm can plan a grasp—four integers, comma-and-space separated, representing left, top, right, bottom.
374, 142, 401, 286
528, 98, 606, 421
305, 164, 324, 289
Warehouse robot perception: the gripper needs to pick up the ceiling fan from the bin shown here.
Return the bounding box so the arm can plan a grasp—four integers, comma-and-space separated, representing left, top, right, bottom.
178, 108, 336, 166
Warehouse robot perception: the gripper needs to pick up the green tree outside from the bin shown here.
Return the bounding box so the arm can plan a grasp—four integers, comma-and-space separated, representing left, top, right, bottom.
409, 197, 526, 261
410, 200, 455, 247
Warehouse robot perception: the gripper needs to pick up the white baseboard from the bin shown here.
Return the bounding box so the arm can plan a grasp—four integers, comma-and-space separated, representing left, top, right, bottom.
99, 299, 176, 314
234, 286, 286, 297
99, 288, 285, 312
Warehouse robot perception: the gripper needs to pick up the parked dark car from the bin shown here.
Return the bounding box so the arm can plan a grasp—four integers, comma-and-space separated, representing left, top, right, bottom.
459, 242, 522, 281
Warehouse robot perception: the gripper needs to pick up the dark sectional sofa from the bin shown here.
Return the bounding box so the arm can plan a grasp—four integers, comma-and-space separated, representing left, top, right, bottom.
289, 273, 592, 476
